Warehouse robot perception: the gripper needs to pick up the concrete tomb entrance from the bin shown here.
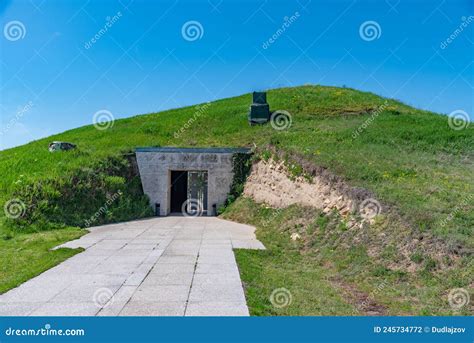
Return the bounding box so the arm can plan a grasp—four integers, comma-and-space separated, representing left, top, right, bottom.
135, 147, 250, 216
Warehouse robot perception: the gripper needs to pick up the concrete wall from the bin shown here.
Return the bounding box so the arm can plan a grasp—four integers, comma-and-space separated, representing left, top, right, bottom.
136, 150, 239, 216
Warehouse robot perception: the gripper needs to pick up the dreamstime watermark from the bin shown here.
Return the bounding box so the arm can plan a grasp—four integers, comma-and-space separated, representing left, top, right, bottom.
3, 198, 26, 219
261, 207, 283, 227
3, 20, 26, 41
93, 287, 114, 308
0, 101, 34, 137
270, 110, 292, 131
448, 110, 470, 130
448, 288, 470, 310
84, 12, 123, 49
174, 102, 211, 139
359, 198, 382, 220
356, 279, 388, 314
359, 21, 382, 41
84, 190, 122, 227
352, 101, 388, 139
262, 12, 300, 49
440, 16, 474, 49
439, 194, 473, 227
5, 323, 85, 337
181, 199, 204, 217
269, 288, 293, 308
92, 109, 115, 130
181, 20, 204, 41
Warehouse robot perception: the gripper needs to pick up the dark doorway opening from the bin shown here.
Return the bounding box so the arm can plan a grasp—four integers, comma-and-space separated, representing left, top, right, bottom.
170, 170, 209, 215
170, 171, 188, 213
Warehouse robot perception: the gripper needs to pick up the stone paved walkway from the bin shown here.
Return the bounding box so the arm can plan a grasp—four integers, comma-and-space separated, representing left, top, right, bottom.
0, 217, 265, 316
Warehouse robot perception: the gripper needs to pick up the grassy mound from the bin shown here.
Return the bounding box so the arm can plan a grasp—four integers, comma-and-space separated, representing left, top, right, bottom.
0, 85, 472, 306
1, 86, 472, 244
7, 155, 151, 232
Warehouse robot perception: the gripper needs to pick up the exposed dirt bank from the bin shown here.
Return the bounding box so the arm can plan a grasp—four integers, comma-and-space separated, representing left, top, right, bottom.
243, 154, 466, 272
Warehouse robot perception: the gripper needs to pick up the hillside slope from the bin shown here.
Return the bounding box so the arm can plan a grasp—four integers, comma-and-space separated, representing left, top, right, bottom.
1, 85, 472, 313
2, 85, 472, 244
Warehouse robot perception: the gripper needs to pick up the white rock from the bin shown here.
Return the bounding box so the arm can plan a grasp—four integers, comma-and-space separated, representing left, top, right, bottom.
291, 233, 301, 241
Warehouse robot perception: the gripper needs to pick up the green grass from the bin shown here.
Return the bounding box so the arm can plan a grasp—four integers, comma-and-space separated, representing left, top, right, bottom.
0, 85, 472, 304
223, 198, 473, 315
235, 248, 355, 315
0, 227, 85, 293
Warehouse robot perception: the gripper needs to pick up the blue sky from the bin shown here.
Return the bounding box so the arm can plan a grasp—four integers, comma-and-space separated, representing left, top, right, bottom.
0, 0, 473, 150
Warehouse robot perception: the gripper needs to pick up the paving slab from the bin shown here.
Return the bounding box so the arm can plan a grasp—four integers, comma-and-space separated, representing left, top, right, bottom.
91, 262, 141, 275
96, 286, 138, 316
123, 264, 155, 286
31, 302, 100, 316
120, 301, 186, 316
185, 302, 250, 316
0, 303, 41, 316
0, 217, 264, 316
142, 249, 165, 265
141, 273, 194, 286
157, 255, 198, 264
195, 263, 240, 275
150, 263, 196, 275
232, 239, 266, 250
197, 254, 236, 265
70, 274, 129, 287
50, 285, 121, 303
0, 284, 65, 303
188, 284, 246, 303
162, 247, 200, 256
105, 255, 149, 265
130, 285, 190, 302
192, 273, 242, 285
